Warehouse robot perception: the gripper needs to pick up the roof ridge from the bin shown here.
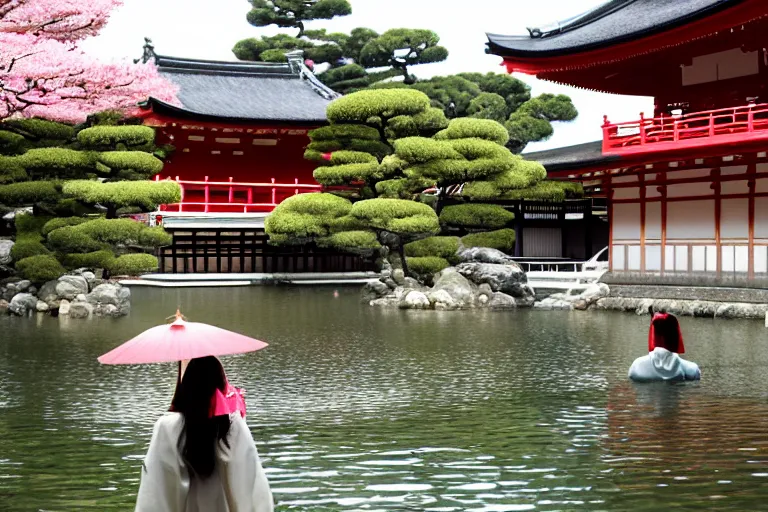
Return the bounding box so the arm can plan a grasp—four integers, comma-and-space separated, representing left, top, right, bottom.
530, 0, 639, 39
155, 54, 295, 77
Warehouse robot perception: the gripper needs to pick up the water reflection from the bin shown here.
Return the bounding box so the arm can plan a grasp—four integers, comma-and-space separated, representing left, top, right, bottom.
0, 287, 767, 510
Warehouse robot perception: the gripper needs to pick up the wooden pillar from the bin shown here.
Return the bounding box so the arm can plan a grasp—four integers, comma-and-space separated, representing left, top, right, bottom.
710, 167, 721, 276
640, 173, 646, 271
514, 201, 524, 257
607, 176, 614, 271
584, 198, 593, 260
659, 172, 667, 274
748, 163, 757, 279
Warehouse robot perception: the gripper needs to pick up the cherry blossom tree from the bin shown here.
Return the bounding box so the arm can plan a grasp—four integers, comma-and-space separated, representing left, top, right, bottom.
0, 0, 177, 123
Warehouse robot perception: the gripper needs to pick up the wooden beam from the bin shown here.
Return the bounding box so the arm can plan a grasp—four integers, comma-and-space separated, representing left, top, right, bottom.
608, 177, 614, 271
748, 162, 757, 279
640, 173, 646, 272
713, 168, 722, 276
660, 173, 667, 275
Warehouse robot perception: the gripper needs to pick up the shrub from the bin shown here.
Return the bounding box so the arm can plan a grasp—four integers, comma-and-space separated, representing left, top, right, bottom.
309, 124, 380, 141
317, 230, 381, 254
3, 118, 74, 140
62, 180, 181, 210
313, 162, 380, 186
14, 213, 51, 237
439, 204, 514, 230
435, 118, 510, 145
404, 236, 460, 261
77, 126, 155, 148
305, 150, 378, 166
47, 226, 104, 253
62, 250, 116, 270
42, 217, 90, 236
15, 255, 66, 283
393, 137, 462, 163
17, 148, 95, 174
0, 181, 60, 206
0, 157, 28, 183
265, 193, 352, 244
406, 256, 450, 275
105, 253, 158, 276
327, 89, 431, 123
0, 130, 28, 155
461, 229, 517, 253
499, 180, 585, 201
138, 226, 172, 247
97, 151, 164, 176
350, 198, 440, 236
10, 239, 50, 261
75, 218, 144, 245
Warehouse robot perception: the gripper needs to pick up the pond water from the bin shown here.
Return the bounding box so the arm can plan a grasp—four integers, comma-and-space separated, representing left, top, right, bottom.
1, 286, 768, 511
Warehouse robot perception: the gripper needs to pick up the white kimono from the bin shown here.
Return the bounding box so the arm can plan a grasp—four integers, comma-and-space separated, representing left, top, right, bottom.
135, 412, 274, 512
628, 347, 701, 383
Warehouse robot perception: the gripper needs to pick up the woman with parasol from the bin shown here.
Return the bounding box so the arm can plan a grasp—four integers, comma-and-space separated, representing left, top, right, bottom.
99, 311, 274, 512
628, 307, 701, 382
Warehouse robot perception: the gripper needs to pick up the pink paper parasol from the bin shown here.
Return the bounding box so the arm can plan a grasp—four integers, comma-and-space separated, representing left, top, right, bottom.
98, 310, 268, 365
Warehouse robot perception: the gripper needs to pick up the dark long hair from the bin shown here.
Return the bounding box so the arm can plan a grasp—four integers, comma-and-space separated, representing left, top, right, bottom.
651, 314, 681, 353
170, 356, 231, 478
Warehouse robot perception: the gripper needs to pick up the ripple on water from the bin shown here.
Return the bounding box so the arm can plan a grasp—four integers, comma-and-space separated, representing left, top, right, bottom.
2, 287, 768, 510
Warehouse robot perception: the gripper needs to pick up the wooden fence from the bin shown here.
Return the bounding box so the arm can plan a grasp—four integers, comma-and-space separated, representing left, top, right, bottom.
158, 229, 377, 274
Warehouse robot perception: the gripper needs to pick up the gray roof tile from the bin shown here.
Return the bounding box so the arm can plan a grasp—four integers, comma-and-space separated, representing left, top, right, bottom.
148, 55, 338, 123
487, 0, 742, 57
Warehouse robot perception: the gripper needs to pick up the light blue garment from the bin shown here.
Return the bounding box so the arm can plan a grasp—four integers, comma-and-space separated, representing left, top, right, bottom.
628, 347, 701, 382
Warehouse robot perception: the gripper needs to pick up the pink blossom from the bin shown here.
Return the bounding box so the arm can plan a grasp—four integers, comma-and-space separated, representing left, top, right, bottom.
0, 0, 178, 123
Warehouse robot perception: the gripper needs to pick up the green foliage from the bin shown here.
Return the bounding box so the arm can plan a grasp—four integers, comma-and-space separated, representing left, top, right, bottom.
406, 256, 450, 275
0, 156, 28, 183
373, 76, 480, 117
3, 119, 75, 140
0, 181, 60, 206
14, 255, 66, 283
75, 218, 144, 245
318, 64, 371, 93
10, 239, 50, 261
518, 93, 578, 122
498, 180, 585, 202
359, 29, 448, 82
392, 137, 461, 163
97, 152, 164, 176
505, 112, 553, 152
0, 130, 28, 155
374, 176, 433, 199
14, 214, 49, 238
461, 160, 547, 200
439, 204, 514, 230
317, 230, 380, 253
42, 217, 90, 236
138, 226, 173, 247
62, 250, 116, 270
350, 198, 439, 237
17, 148, 95, 175
105, 253, 158, 276
310, 124, 380, 141
458, 72, 531, 112
467, 92, 508, 122
435, 118, 509, 145
327, 89, 431, 123
77, 126, 155, 148
62, 180, 181, 210
47, 226, 105, 253
313, 162, 380, 186
305, 150, 377, 166
265, 193, 353, 244
404, 236, 460, 260
244, 0, 351, 34
461, 228, 516, 253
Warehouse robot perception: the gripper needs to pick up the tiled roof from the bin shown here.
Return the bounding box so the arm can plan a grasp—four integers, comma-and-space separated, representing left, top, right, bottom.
146, 53, 339, 123
487, 0, 742, 57
523, 140, 620, 172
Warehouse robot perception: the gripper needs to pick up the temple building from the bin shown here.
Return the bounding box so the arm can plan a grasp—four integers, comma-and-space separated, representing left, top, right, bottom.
488, 0, 768, 284
137, 49, 338, 225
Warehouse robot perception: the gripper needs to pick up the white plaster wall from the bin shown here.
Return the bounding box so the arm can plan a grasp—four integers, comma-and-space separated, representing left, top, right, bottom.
721, 198, 749, 239
667, 182, 714, 198
755, 197, 768, 238
613, 203, 641, 241
627, 245, 641, 271
755, 246, 768, 274
612, 245, 625, 271
645, 245, 661, 271
614, 187, 640, 200
645, 202, 661, 240
667, 200, 715, 239
721, 165, 748, 176
721, 180, 750, 195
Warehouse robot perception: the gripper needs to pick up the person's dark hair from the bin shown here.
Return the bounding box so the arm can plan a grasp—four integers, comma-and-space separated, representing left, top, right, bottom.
170, 356, 231, 478
652, 314, 680, 353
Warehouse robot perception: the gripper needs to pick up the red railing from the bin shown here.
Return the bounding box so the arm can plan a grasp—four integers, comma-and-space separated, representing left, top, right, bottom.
156, 175, 324, 213
602, 103, 768, 155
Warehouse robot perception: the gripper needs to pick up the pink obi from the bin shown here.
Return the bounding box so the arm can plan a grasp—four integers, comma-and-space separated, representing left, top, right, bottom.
210, 382, 247, 418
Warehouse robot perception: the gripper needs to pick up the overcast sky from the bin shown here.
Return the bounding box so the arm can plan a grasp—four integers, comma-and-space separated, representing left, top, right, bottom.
83, 0, 653, 152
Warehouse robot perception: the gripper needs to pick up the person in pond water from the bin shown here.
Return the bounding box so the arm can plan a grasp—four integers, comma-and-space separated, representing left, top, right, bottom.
628, 309, 701, 382
135, 356, 274, 512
